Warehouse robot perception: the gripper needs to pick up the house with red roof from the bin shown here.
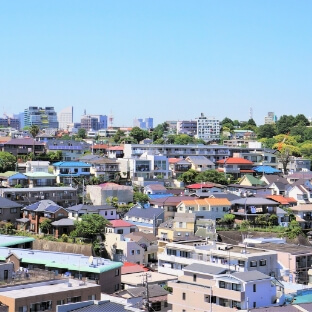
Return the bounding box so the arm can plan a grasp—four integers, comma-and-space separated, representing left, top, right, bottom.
107, 145, 124, 158
216, 157, 254, 178
106, 219, 138, 235
168, 158, 191, 179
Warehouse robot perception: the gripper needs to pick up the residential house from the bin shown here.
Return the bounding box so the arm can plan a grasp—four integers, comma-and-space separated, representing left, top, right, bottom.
124, 231, 158, 264
286, 171, 312, 184
106, 220, 137, 235
144, 183, 168, 195
168, 263, 284, 311
91, 143, 109, 155
50, 218, 74, 238
87, 157, 119, 180
216, 157, 254, 179
86, 183, 133, 205
185, 155, 215, 171
104, 232, 145, 264
266, 195, 297, 208
0, 171, 28, 188
149, 195, 190, 221
117, 284, 171, 312
25, 172, 57, 188
227, 183, 272, 197
0, 246, 122, 293
25, 160, 50, 173
279, 157, 311, 173
22, 200, 69, 234
269, 181, 289, 196
45, 139, 91, 161
260, 174, 288, 186
67, 204, 118, 221
0, 197, 22, 223
158, 241, 278, 277
286, 184, 312, 204
0, 187, 78, 207
290, 204, 312, 230
2, 138, 45, 157
239, 174, 266, 187
184, 183, 225, 195
176, 198, 231, 220
157, 213, 197, 254
107, 146, 124, 158
168, 158, 191, 179
53, 161, 91, 185
124, 207, 164, 234
231, 198, 280, 223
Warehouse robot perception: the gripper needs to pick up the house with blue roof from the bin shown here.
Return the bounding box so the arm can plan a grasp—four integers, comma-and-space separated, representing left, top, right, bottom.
0, 171, 28, 188
124, 206, 164, 234
53, 161, 91, 185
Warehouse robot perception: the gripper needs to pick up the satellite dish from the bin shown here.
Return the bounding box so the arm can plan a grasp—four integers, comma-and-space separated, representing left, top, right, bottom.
88, 256, 93, 264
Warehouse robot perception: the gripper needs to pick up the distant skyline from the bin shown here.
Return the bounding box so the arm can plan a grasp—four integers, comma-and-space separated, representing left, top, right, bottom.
0, 1, 311, 126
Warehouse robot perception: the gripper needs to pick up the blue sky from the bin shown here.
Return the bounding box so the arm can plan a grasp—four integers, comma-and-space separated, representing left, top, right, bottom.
0, 1, 311, 126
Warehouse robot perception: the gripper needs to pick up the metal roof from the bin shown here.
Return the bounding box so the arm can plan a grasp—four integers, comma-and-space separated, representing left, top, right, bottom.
0, 235, 35, 247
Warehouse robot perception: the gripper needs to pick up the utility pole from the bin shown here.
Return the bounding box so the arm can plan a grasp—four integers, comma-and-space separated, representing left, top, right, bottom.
143, 273, 152, 312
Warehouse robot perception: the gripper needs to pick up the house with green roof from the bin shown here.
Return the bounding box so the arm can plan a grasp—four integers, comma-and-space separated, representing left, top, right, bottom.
238, 174, 266, 187
24, 172, 57, 188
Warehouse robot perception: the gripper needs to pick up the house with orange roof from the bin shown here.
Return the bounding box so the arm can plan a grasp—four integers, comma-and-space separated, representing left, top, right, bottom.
266, 195, 297, 207
216, 157, 254, 178
176, 197, 231, 220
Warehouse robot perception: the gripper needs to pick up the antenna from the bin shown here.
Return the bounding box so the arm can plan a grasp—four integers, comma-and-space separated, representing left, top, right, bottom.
109, 111, 114, 128
249, 107, 253, 120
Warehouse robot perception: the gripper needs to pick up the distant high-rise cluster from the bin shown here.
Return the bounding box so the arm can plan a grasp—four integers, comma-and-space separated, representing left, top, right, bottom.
133, 117, 153, 130
24, 106, 58, 129
80, 114, 108, 131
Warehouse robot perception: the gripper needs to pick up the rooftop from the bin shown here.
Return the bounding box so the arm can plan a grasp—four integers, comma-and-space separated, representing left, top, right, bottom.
0, 235, 35, 247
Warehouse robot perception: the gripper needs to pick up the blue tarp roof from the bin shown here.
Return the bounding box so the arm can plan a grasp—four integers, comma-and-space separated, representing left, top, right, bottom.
252, 165, 281, 174
148, 194, 174, 200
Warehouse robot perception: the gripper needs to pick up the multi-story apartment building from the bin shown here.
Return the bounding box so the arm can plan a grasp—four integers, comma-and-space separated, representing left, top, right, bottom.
133, 117, 153, 130
158, 241, 278, 277
0, 117, 20, 130
24, 106, 58, 129
57, 106, 73, 130
168, 263, 284, 311
0, 186, 78, 207
176, 120, 197, 136
195, 113, 220, 142
265, 112, 277, 124
123, 144, 230, 163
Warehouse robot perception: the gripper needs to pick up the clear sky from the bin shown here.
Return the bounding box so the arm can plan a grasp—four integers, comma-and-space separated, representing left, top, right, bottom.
0, 1, 311, 126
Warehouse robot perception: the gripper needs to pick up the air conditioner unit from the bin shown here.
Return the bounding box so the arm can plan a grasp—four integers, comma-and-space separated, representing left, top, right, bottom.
41, 196, 44, 199
65, 200, 68, 204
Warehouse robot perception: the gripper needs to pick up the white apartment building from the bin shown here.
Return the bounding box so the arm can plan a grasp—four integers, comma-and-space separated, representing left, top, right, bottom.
158, 241, 278, 277
195, 113, 220, 142
58, 106, 73, 130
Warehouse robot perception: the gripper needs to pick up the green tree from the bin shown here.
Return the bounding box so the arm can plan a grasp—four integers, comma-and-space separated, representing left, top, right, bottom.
219, 213, 235, 227
47, 151, 62, 162
29, 125, 40, 138
178, 169, 199, 185
276, 115, 295, 134
133, 192, 149, 204
106, 196, 119, 208
40, 219, 52, 234
220, 117, 234, 126
257, 124, 277, 139
129, 127, 149, 143
300, 143, 312, 157
174, 134, 194, 145
77, 128, 87, 139
294, 114, 310, 126
195, 170, 230, 185
72, 214, 109, 239
268, 214, 278, 227
285, 220, 303, 239
113, 129, 126, 143
0, 152, 16, 172
247, 118, 257, 127
151, 122, 169, 141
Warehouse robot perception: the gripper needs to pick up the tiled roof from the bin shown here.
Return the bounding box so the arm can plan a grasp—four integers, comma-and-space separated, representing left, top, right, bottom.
51, 218, 74, 226
231, 198, 279, 206
186, 156, 214, 165
121, 262, 148, 275
108, 220, 134, 228
23, 200, 64, 212
92, 144, 109, 149
108, 146, 123, 151
4, 138, 44, 146
186, 183, 216, 189
0, 197, 23, 209
179, 198, 231, 206
291, 204, 312, 212
168, 158, 182, 164
217, 158, 253, 164
145, 184, 167, 191
266, 195, 297, 205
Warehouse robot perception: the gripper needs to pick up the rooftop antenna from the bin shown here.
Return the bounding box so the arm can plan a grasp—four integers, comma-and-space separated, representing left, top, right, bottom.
109, 111, 114, 128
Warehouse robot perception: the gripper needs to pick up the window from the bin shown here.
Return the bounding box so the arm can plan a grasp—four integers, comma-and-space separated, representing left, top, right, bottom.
111, 211, 114, 215
136, 250, 140, 254
193, 274, 197, 282
250, 260, 257, 267
253, 302, 256, 308
204, 295, 210, 303
238, 260, 245, 267
0, 208, 2, 214
259, 259, 266, 266
117, 229, 123, 234
115, 269, 119, 276
88, 295, 96, 300
105, 211, 107, 216
253, 284, 256, 292
232, 283, 241, 291
151, 302, 161, 311
219, 281, 225, 288
115, 283, 120, 291
232, 301, 241, 309
18, 306, 27, 312
56, 300, 65, 306
211, 296, 216, 303
164, 301, 168, 307
182, 292, 186, 300
10, 208, 17, 213
131, 250, 134, 255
